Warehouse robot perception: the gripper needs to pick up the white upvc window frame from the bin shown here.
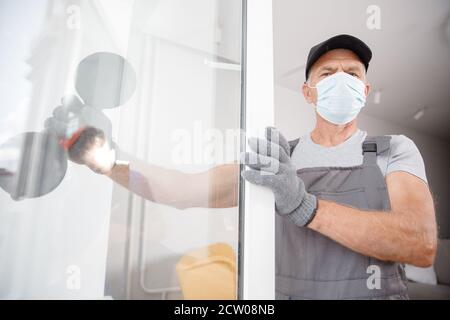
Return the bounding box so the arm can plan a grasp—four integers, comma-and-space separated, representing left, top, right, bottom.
239, 0, 275, 300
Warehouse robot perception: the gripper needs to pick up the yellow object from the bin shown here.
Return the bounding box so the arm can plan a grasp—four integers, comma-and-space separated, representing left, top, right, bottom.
176, 242, 237, 300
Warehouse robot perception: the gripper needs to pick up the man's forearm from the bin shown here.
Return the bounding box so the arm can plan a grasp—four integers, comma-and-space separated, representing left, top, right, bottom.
308, 199, 437, 267
106, 160, 239, 209
105, 163, 130, 191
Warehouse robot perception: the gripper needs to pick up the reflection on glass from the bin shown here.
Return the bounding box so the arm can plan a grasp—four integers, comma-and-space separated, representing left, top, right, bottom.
0, 51, 136, 201
75, 52, 136, 109
0, 0, 242, 299
0, 131, 67, 200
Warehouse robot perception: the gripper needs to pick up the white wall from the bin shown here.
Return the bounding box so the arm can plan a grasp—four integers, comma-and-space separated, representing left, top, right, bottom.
274, 84, 450, 239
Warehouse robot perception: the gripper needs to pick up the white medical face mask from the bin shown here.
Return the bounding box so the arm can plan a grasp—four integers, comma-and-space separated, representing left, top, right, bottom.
308, 71, 367, 125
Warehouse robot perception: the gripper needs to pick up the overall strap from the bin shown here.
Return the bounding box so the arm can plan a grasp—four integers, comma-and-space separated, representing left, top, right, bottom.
288, 138, 300, 156
362, 135, 391, 166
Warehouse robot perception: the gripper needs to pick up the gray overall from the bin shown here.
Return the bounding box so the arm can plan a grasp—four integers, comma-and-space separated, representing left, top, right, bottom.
275, 135, 409, 300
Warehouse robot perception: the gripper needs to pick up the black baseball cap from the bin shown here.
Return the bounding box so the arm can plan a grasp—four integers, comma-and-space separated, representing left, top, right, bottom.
305, 34, 372, 80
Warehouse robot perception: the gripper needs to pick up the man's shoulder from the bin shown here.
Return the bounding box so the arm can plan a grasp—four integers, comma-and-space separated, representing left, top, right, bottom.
386, 134, 419, 157
383, 134, 427, 182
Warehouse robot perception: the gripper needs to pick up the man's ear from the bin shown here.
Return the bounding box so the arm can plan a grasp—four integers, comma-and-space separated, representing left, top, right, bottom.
302, 82, 314, 104
365, 83, 371, 97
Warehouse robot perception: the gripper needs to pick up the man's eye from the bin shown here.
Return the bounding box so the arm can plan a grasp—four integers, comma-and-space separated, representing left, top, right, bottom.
349, 72, 359, 77
321, 72, 330, 77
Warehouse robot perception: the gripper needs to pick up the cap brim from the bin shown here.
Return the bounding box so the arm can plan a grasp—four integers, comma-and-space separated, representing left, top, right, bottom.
306, 34, 372, 79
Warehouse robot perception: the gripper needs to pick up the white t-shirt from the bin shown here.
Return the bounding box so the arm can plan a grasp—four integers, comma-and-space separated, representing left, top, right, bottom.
290, 129, 428, 184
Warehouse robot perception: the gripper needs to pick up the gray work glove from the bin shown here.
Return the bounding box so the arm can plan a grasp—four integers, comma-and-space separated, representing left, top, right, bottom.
44, 94, 112, 142
241, 127, 317, 227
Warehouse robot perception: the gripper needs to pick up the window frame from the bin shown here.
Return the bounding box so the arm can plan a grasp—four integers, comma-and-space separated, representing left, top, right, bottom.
238, 0, 275, 300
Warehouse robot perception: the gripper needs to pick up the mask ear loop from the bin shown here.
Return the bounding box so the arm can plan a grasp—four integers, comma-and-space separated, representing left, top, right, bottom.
304, 78, 317, 89
305, 81, 317, 89
304, 81, 318, 108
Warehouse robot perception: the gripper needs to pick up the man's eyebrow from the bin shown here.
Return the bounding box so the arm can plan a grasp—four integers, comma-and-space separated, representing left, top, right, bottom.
345, 65, 364, 72
316, 65, 336, 73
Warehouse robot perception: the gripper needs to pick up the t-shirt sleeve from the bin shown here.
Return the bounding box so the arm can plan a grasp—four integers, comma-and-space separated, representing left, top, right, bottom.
386, 135, 428, 184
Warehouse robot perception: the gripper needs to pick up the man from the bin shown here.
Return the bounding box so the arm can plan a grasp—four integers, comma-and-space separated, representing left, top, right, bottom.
241, 34, 437, 299
49, 34, 436, 300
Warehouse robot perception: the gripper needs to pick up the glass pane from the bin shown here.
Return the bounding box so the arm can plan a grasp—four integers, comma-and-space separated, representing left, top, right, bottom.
0, 0, 243, 299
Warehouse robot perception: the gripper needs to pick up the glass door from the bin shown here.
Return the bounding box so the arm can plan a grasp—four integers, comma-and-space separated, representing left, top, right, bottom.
0, 0, 275, 300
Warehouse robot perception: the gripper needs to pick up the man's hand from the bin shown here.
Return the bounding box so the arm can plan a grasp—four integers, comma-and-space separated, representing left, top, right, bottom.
241, 127, 317, 227
45, 95, 116, 175
67, 127, 116, 175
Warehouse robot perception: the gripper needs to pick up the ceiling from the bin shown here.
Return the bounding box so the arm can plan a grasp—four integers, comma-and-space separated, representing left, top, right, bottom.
273, 0, 450, 139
